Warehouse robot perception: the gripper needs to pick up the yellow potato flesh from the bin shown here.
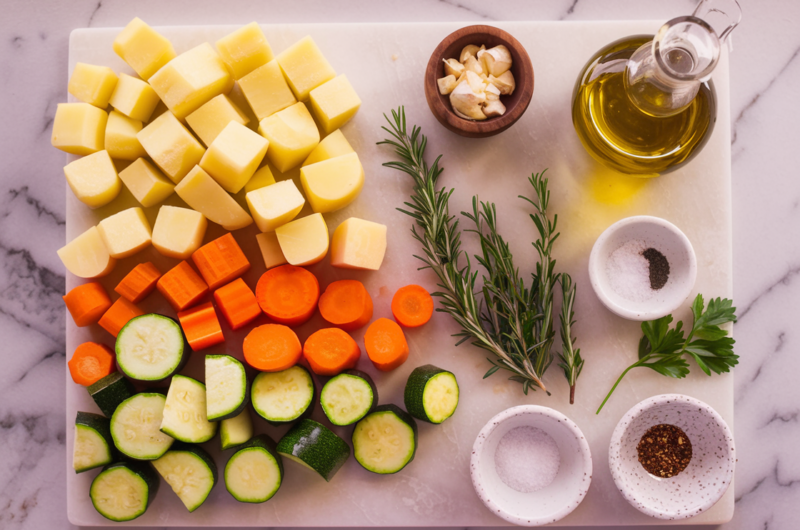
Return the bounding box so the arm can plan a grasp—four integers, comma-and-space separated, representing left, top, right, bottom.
105, 110, 146, 161
199, 121, 268, 194
245, 180, 304, 232
243, 164, 276, 194
97, 207, 152, 259
258, 102, 319, 173
276, 36, 336, 102
275, 213, 329, 266
185, 94, 249, 147
68, 63, 118, 108
300, 152, 364, 213
330, 217, 387, 271
302, 129, 354, 167
215, 22, 274, 80
152, 205, 208, 260
51, 103, 107, 156
113, 17, 176, 80
109, 73, 161, 123
118, 158, 175, 208
64, 150, 121, 209
137, 112, 206, 184
57, 226, 116, 278
174, 166, 253, 231
256, 231, 288, 269
309, 74, 361, 135
239, 60, 297, 121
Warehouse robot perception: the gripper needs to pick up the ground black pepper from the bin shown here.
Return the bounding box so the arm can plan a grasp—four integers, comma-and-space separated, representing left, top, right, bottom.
637, 424, 692, 478
642, 248, 670, 290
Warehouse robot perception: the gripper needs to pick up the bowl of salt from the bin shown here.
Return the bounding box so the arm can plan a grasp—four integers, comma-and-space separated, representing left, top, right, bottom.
470, 405, 592, 526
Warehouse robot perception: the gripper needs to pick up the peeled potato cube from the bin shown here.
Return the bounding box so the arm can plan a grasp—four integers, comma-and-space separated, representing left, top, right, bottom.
137, 112, 206, 184
113, 17, 176, 80
309, 74, 361, 135
300, 152, 364, 213
256, 231, 287, 269
239, 60, 297, 121
57, 226, 116, 278
175, 166, 253, 231
185, 94, 249, 147
215, 22, 274, 80
152, 205, 207, 259
105, 110, 146, 160
97, 207, 152, 259
199, 121, 268, 194
64, 150, 121, 209
275, 213, 329, 266
51, 103, 107, 155
245, 179, 304, 232
302, 129, 354, 167
118, 158, 175, 207
68, 63, 118, 108
276, 36, 336, 102
330, 217, 387, 271
109, 73, 161, 122
244, 164, 276, 193
258, 102, 319, 173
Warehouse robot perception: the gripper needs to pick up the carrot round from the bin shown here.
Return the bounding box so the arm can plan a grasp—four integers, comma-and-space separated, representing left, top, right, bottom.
63, 282, 112, 327
364, 318, 409, 372
318, 280, 373, 331
243, 323, 302, 372
68, 342, 115, 386
255, 265, 319, 327
391, 285, 434, 328
303, 328, 360, 376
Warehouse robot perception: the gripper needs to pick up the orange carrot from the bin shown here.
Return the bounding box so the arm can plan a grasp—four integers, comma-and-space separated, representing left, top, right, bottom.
177, 301, 224, 351
364, 318, 409, 372
192, 233, 251, 290
255, 265, 319, 327
318, 280, 373, 331
157, 261, 209, 311
214, 278, 262, 330
98, 297, 144, 337
243, 323, 302, 372
63, 282, 112, 327
115, 262, 162, 303
391, 285, 434, 328
302, 328, 360, 376
68, 342, 115, 386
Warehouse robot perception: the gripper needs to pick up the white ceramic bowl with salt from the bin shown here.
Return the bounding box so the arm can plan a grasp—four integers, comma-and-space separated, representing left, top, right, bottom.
470, 405, 592, 526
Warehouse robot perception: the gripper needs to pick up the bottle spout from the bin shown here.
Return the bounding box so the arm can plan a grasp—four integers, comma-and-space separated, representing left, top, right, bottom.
693, 0, 742, 43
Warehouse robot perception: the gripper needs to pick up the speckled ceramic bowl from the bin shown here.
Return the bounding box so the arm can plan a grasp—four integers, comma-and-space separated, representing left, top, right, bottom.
470, 405, 592, 526
609, 394, 735, 520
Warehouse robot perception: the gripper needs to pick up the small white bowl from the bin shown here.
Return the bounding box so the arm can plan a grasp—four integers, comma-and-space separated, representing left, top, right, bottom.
588, 215, 697, 321
470, 405, 592, 526
609, 394, 735, 520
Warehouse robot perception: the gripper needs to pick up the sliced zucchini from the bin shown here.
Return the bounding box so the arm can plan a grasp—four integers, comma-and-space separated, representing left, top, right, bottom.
205, 354, 249, 421
73, 412, 114, 473
152, 442, 218, 512
160, 374, 218, 443
276, 419, 350, 482
220, 409, 253, 450
116, 314, 187, 381
404, 364, 459, 424
88, 372, 135, 417
225, 434, 283, 503
90, 460, 159, 522
110, 393, 174, 460
353, 404, 418, 474
320, 369, 377, 426
251, 365, 315, 425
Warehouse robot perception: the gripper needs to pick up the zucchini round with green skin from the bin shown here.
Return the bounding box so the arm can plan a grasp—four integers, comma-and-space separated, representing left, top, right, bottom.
353, 404, 418, 474
116, 314, 187, 381
276, 419, 350, 482
320, 369, 377, 426
90, 460, 160, 522
220, 409, 253, 450
225, 434, 284, 503
73, 412, 114, 473
205, 354, 249, 421
152, 442, 217, 512
160, 374, 217, 443
88, 372, 135, 418
111, 393, 174, 460
403, 364, 459, 424
251, 365, 315, 425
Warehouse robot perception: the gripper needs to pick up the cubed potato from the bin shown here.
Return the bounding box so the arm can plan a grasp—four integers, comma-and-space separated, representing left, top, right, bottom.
275, 213, 329, 266
255, 231, 287, 269
152, 205, 208, 259
149, 43, 234, 120
245, 180, 304, 232
302, 129, 354, 167
137, 112, 206, 184
174, 166, 253, 231
215, 22, 274, 80
113, 17, 176, 80
244, 164, 276, 193
64, 150, 121, 209
57, 226, 116, 278
185, 94, 249, 147
238, 60, 297, 121
199, 121, 268, 194
118, 158, 175, 207
97, 207, 152, 259
330, 217, 387, 270
51, 103, 107, 155
108, 73, 161, 122
300, 152, 364, 213
105, 110, 146, 160
276, 36, 336, 102
309, 74, 361, 135
258, 102, 319, 173
68, 63, 118, 108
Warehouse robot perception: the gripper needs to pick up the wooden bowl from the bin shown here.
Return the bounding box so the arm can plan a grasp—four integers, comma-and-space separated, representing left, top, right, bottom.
424, 25, 534, 138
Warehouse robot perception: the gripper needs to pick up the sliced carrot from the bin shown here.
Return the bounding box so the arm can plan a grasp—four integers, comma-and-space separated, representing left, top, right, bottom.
177, 301, 224, 351
255, 264, 319, 327
115, 262, 162, 303
192, 233, 251, 290
364, 317, 409, 372
214, 278, 262, 330
243, 323, 302, 372
68, 342, 115, 386
63, 282, 112, 327
318, 280, 373, 331
98, 297, 144, 337
303, 328, 360, 376
391, 284, 434, 328
157, 261, 209, 311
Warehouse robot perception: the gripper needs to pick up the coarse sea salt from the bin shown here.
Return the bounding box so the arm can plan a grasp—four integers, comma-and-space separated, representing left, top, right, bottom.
606, 239, 653, 302
494, 426, 560, 493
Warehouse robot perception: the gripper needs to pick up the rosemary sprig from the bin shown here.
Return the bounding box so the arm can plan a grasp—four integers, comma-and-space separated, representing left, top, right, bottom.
557, 274, 583, 404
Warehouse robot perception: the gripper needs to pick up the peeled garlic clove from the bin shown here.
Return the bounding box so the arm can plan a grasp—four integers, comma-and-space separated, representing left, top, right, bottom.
482, 45, 513, 77
483, 99, 506, 117
485, 83, 501, 101
463, 55, 483, 75
476, 49, 491, 75
489, 71, 516, 95
437, 75, 459, 95
460, 44, 481, 63
443, 58, 464, 78
450, 80, 487, 120
464, 70, 485, 94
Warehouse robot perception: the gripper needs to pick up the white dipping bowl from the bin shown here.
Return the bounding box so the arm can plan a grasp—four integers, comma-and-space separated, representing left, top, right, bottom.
470, 405, 592, 526
609, 394, 735, 520
588, 215, 697, 321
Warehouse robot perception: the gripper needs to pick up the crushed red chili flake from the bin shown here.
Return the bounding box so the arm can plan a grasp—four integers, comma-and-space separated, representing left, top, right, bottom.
637, 424, 692, 478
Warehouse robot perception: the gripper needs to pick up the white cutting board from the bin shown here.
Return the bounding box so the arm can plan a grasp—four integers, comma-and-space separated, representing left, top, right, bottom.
65, 21, 733, 526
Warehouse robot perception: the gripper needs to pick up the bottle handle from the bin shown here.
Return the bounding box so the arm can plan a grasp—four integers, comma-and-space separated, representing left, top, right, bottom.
693, 0, 742, 42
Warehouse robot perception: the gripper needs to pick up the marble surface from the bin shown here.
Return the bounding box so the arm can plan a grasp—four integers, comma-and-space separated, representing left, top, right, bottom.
0, 0, 798, 529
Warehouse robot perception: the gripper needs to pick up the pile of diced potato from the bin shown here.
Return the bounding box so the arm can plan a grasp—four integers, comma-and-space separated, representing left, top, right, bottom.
55, 18, 386, 278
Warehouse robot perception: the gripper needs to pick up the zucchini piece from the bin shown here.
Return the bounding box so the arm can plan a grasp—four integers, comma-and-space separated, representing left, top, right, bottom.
87, 372, 135, 417
90, 460, 160, 522
353, 404, 418, 474
160, 374, 218, 443
225, 434, 283, 503
276, 419, 349, 482
220, 409, 253, 450
73, 412, 114, 473
116, 314, 187, 381
111, 393, 174, 460
251, 365, 315, 425
320, 369, 377, 426
404, 364, 459, 424
152, 442, 218, 512
205, 354, 249, 421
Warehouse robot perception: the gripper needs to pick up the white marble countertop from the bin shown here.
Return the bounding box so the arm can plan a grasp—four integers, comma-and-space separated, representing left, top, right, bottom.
1, 0, 797, 529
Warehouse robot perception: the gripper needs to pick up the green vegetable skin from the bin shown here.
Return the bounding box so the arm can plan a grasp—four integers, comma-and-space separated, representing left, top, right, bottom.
90, 460, 160, 522
73, 412, 114, 473
225, 434, 284, 503
87, 372, 135, 417
404, 365, 459, 424
153, 442, 218, 512
220, 409, 253, 450
352, 404, 418, 474
277, 419, 350, 481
